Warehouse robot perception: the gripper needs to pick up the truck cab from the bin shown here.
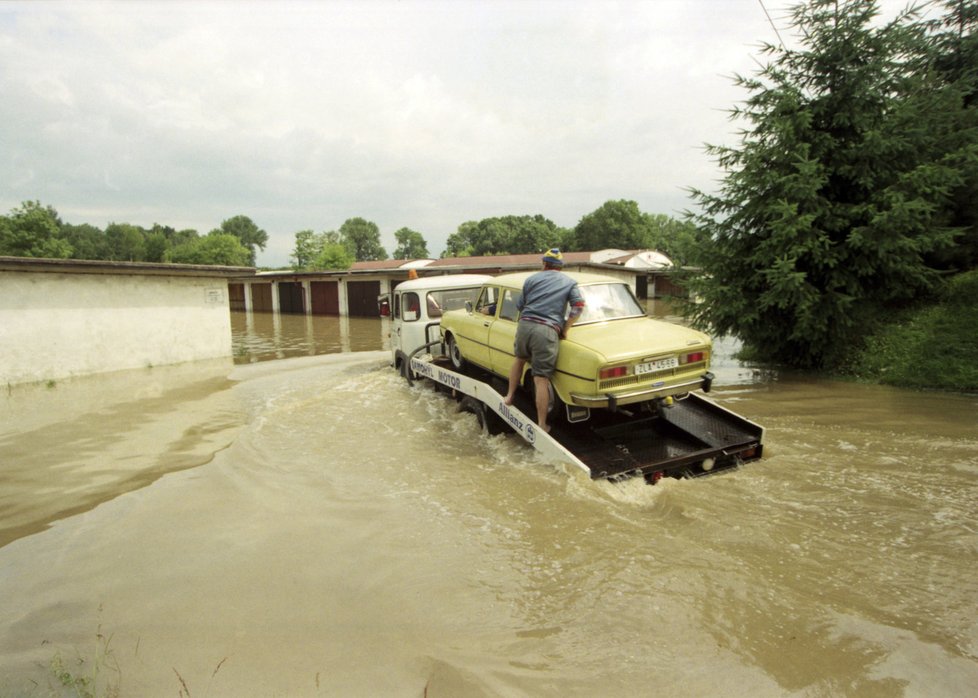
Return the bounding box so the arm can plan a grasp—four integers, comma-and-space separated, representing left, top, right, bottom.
381, 274, 491, 373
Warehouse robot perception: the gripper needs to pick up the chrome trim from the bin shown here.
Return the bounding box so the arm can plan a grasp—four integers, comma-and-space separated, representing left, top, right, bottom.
570, 375, 710, 407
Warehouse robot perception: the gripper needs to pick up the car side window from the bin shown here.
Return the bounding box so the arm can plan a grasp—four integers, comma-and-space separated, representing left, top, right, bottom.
402, 292, 420, 322
498, 289, 520, 321
475, 287, 498, 316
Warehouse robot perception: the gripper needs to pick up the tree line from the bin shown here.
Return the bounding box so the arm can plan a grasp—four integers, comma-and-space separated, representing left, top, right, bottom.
0, 202, 268, 267
0, 198, 696, 271
287, 202, 698, 272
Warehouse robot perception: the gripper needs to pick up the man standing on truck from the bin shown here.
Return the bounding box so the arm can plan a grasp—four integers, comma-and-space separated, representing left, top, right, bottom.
503, 248, 585, 432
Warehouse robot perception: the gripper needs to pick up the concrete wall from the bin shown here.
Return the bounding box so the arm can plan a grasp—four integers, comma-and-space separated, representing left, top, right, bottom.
1, 259, 248, 386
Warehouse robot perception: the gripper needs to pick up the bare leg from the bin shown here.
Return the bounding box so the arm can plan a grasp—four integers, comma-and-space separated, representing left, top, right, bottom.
533, 375, 551, 431
504, 357, 526, 405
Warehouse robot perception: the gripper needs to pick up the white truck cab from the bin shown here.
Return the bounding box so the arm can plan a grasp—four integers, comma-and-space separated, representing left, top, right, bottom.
381, 274, 491, 373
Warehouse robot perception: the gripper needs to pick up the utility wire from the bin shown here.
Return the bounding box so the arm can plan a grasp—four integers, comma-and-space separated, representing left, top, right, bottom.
757, 0, 786, 47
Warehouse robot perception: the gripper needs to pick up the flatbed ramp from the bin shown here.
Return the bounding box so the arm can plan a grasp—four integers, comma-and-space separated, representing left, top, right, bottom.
408, 356, 764, 484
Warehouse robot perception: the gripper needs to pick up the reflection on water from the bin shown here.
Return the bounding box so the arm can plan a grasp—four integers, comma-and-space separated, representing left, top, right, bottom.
230, 311, 389, 363
229, 299, 690, 366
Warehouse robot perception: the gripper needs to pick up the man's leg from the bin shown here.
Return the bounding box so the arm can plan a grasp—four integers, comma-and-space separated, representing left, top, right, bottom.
533, 375, 551, 431
504, 357, 526, 405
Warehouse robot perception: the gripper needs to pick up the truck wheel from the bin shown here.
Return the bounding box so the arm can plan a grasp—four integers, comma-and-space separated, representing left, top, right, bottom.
459, 397, 507, 435
446, 334, 466, 370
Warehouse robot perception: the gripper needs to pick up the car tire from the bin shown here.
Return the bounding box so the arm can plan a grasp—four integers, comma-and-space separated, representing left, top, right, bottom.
446, 334, 465, 370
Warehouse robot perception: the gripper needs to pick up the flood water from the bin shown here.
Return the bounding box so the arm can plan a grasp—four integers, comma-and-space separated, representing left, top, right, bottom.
1, 309, 976, 697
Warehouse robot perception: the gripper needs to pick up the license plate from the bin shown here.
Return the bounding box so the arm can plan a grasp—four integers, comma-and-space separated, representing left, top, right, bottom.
635, 357, 678, 374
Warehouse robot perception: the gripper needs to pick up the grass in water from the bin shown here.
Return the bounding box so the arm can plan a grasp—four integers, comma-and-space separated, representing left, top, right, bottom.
47, 613, 120, 698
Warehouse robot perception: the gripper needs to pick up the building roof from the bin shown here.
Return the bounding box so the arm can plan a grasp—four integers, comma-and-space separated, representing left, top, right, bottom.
243, 249, 674, 280
0, 256, 253, 278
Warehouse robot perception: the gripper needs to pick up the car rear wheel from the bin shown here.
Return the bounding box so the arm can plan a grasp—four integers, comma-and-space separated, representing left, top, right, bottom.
446, 334, 465, 370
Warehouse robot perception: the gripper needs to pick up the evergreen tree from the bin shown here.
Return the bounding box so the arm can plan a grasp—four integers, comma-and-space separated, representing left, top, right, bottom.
685, 0, 976, 368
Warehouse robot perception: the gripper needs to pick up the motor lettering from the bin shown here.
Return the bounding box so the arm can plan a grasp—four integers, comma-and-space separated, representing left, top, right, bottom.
437, 370, 462, 389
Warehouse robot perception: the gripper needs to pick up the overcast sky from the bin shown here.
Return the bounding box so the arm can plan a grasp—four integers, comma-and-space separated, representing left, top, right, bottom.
0, 0, 919, 267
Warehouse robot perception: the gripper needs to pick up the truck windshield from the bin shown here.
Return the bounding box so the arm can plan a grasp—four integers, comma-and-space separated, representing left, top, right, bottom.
575, 283, 645, 323
426, 287, 483, 318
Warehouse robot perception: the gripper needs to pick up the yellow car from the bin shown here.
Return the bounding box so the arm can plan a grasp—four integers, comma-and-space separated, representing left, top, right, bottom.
439, 271, 713, 422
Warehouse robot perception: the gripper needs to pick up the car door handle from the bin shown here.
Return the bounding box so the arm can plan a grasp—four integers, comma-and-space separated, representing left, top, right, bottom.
483, 321, 491, 327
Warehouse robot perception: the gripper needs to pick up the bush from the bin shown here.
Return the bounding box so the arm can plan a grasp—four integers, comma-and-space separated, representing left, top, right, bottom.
845, 271, 978, 391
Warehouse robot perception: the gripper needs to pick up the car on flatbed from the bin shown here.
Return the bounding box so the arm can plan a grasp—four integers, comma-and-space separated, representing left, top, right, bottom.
439, 271, 714, 423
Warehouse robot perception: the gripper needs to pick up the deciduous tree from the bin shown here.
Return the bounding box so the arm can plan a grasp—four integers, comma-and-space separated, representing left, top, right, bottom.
166, 232, 252, 266
339, 217, 387, 261
216, 215, 268, 265
0, 200, 71, 258
392, 227, 429, 259
442, 215, 565, 256
570, 200, 650, 251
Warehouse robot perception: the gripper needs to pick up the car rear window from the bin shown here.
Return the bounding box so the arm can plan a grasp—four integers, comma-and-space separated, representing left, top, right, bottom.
575, 283, 645, 323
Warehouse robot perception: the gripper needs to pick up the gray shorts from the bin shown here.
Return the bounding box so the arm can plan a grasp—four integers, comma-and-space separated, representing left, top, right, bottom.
514, 321, 559, 377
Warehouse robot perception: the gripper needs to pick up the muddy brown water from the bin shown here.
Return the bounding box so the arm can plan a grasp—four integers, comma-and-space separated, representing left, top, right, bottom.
1, 310, 976, 697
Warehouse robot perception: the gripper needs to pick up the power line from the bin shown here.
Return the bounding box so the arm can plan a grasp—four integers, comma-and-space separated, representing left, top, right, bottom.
758, 0, 786, 47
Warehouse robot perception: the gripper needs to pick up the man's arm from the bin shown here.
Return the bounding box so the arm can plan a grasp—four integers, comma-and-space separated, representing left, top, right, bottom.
560, 290, 585, 339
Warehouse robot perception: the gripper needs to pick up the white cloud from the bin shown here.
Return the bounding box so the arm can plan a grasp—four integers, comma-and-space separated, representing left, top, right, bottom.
0, 0, 925, 265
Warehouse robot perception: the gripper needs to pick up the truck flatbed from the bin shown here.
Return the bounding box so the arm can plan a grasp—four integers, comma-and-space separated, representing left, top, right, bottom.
407, 354, 763, 484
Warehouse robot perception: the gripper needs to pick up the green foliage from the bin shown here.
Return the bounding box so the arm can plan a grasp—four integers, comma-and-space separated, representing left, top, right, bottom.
443, 215, 567, 256
563, 201, 695, 262
45, 614, 120, 698
844, 271, 978, 390
339, 217, 387, 261
62, 223, 110, 260
644, 214, 700, 264
311, 242, 354, 270
166, 233, 252, 266
392, 227, 430, 259
212, 215, 268, 266
685, 0, 978, 369
0, 200, 275, 266
0, 200, 72, 258
104, 223, 147, 262
570, 200, 649, 251
291, 229, 322, 269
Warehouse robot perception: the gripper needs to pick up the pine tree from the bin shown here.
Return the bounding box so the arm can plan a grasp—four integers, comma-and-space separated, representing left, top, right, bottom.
686, 0, 976, 368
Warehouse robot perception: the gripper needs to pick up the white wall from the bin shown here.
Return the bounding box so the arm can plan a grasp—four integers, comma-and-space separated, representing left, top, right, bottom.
1, 270, 233, 386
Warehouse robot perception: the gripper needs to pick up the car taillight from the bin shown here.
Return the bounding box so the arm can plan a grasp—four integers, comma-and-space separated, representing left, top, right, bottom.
680, 351, 705, 364
599, 366, 628, 380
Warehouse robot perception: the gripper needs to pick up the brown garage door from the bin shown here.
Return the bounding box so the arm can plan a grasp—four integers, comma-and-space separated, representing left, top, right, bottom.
346, 280, 381, 317
251, 283, 273, 312
229, 283, 246, 311
278, 282, 305, 314
311, 281, 339, 315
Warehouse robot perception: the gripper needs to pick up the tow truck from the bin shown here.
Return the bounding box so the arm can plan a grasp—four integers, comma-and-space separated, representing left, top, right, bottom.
381, 275, 764, 484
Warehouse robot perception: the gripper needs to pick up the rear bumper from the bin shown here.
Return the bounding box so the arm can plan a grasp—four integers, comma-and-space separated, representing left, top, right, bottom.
570, 372, 714, 409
